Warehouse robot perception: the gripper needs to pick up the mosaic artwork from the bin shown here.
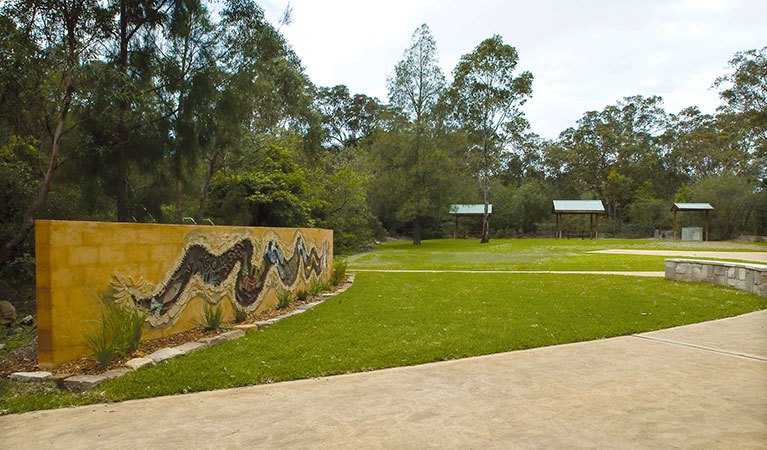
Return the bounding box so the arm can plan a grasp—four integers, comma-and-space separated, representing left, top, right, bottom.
110, 230, 330, 327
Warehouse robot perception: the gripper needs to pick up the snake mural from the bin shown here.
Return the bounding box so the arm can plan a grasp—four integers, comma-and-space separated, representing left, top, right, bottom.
110, 230, 330, 327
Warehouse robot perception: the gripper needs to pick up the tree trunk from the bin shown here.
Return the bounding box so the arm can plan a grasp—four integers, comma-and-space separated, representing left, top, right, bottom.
116, 142, 129, 222
413, 216, 422, 246
176, 178, 183, 224
197, 152, 218, 222
480, 136, 490, 244
116, 0, 130, 222
0, 78, 74, 267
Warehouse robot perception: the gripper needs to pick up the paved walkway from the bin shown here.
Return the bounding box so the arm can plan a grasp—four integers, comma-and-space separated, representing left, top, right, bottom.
354, 269, 665, 277
591, 249, 767, 263
2, 310, 765, 449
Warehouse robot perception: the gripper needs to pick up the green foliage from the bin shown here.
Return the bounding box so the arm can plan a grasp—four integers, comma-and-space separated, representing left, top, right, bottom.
82, 299, 148, 368
627, 199, 671, 236
276, 288, 293, 309
308, 277, 331, 295
295, 290, 309, 301
234, 308, 247, 324
197, 303, 223, 330
330, 258, 348, 286
208, 144, 313, 227
690, 174, 759, 239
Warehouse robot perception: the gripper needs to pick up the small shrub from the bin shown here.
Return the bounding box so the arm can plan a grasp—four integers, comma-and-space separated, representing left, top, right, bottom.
331, 258, 348, 286
83, 298, 148, 368
295, 290, 309, 302
120, 305, 148, 354
277, 288, 292, 309
83, 319, 116, 369
197, 303, 223, 330
234, 308, 247, 323
309, 277, 331, 295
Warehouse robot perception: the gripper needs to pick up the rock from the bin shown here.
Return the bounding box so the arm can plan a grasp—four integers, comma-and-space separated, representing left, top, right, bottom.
297, 302, 320, 311
125, 357, 154, 370
63, 368, 130, 392
197, 335, 226, 347
252, 320, 273, 328
102, 368, 131, 380
9, 371, 52, 382
0, 343, 5, 350
220, 330, 245, 341
146, 347, 184, 363
20, 315, 33, 325
63, 374, 108, 392
174, 341, 206, 354
0, 300, 16, 324
233, 324, 258, 332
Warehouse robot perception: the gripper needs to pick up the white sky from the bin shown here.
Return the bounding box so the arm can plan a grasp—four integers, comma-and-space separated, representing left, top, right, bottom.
260, 0, 766, 140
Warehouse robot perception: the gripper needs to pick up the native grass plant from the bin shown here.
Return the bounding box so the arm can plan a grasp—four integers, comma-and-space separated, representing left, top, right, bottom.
277, 288, 293, 309
308, 277, 331, 295
295, 290, 309, 302
82, 297, 148, 368
330, 258, 348, 286
234, 307, 247, 323
197, 303, 223, 330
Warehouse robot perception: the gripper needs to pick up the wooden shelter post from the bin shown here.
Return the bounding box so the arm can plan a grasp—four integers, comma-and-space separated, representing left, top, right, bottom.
673, 209, 678, 241
704, 210, 709, 242
595, 214, 599, 239
453, 216, 458, 239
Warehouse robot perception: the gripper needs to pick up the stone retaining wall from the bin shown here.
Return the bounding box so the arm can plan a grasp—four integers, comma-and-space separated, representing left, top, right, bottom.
665, 258, 767, 297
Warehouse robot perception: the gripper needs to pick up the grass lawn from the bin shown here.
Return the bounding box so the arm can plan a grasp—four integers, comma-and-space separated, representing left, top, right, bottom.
3, 271, 765, 413
347, 238, 767, 271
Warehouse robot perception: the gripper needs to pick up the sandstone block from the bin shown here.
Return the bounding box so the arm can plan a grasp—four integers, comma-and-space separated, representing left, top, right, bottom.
174, 341, 206, 354
197, 335, 227, 346
220, 330, 245, 341
10, 371, 51, 382
233, 324, 259, 332
147, 347, 184, 363
64, 374, 108, 392
102, 368, 131, 380
125, 357, 154, 370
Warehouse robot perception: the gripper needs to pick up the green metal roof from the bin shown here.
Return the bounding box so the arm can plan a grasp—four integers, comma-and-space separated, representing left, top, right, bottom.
449, 204, 492, 215
552, 200, 605, 213
672, 202, 713, 211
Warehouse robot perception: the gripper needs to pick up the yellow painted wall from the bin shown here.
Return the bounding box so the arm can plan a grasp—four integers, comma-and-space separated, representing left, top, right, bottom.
36, 220, 333, 367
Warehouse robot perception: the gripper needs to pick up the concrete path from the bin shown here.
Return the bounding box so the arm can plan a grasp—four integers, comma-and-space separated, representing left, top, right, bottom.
591, 249, 767, 263
2, 310, 765, 449
354, 269, 665, 277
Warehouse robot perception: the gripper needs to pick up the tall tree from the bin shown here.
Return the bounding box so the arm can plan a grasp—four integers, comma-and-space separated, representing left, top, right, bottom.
387, 24, 445, 126
448, 35, 533, 243
0, 0, 111, 267
713, 46, 767, 182
385, 24, 448, 245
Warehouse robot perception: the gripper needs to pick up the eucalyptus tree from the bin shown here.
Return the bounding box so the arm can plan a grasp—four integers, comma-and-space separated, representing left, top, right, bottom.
714, 46, 766, 182
315, 85, 384, 149
0, 0, 111, 267
448, 35, 533, 243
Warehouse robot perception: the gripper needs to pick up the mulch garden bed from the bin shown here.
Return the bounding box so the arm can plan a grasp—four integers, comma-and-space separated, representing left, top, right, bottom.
1, 278, 349, 378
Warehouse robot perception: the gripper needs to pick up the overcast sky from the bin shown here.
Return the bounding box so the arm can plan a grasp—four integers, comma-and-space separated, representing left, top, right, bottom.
259, 0, 766, 140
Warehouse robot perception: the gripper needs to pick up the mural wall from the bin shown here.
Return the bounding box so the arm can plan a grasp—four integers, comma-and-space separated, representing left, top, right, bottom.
35, 220, 332, 367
